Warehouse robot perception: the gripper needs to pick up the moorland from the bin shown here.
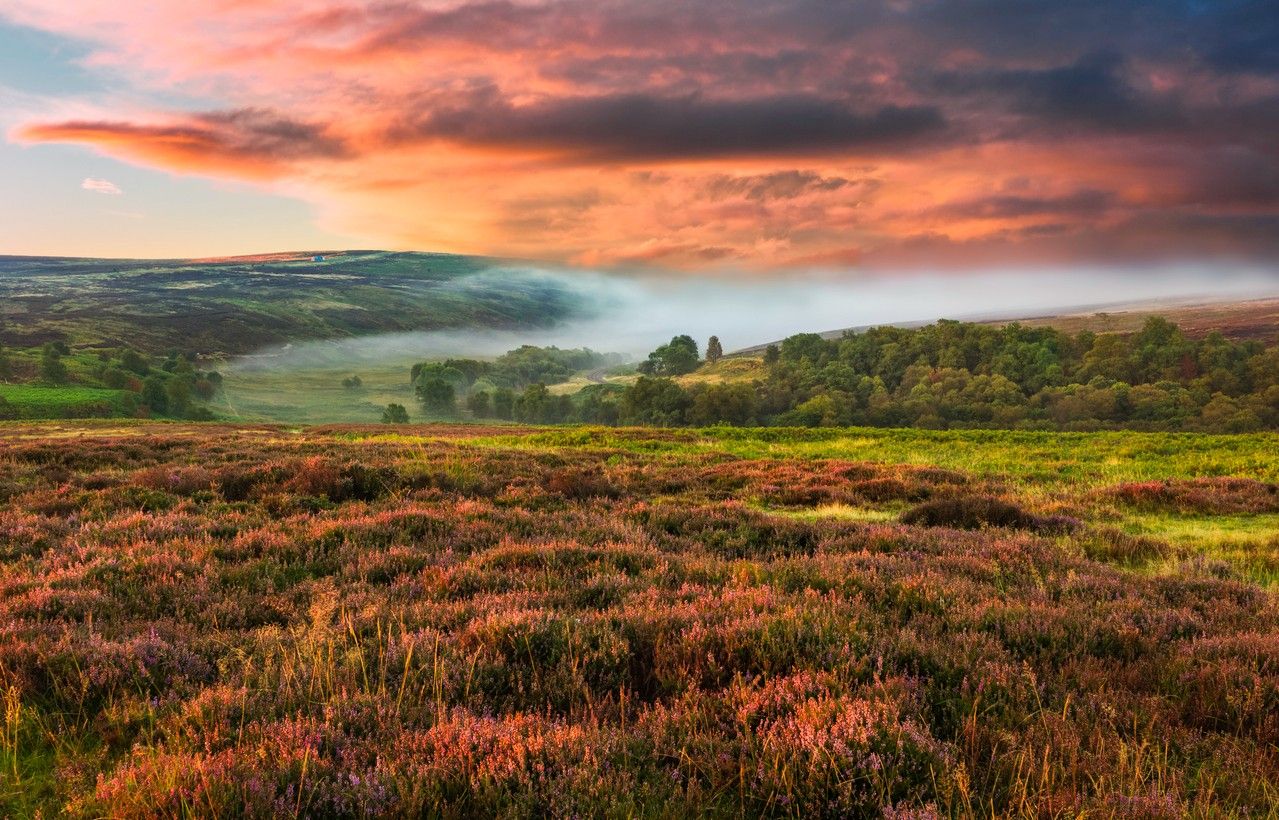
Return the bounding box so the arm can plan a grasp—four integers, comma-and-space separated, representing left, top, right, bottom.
0, 421, 1276, 816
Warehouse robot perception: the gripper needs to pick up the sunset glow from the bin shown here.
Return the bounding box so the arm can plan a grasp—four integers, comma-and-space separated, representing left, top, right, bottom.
3, 1, 1278, 269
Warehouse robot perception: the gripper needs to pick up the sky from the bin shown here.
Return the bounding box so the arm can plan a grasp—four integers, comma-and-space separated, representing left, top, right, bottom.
2, 1, 1278, 271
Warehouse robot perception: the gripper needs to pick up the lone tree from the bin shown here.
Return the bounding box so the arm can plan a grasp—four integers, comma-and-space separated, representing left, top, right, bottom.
342, 375, 363, 390
40, 344, 68, 384
705, 336, 723, 363
381, 403, 409, 424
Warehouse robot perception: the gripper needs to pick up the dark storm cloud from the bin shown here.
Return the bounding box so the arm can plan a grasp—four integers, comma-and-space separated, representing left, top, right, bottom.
930, 189, 1118, 221
931, 52, 1186, 134
401, 92, 947, 159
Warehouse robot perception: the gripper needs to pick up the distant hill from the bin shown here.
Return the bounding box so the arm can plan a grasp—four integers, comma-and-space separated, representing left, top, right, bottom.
0, 251, 601, 355
731, 296, 1279, 355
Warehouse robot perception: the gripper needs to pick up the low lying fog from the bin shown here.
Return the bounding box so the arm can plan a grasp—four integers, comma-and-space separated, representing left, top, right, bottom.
229, 263, 1279, 373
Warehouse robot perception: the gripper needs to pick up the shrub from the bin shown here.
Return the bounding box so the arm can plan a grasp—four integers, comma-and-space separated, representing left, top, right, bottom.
900, 495, 1077, 533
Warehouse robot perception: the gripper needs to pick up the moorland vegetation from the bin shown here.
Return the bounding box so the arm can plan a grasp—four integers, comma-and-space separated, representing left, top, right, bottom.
0, 423, 1275, 816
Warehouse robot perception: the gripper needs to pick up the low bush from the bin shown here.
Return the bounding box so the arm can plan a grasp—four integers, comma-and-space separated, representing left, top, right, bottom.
900, 495, 1079, 534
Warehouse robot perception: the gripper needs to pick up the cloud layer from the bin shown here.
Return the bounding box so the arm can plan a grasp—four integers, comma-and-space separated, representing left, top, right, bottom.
7, 0, 1279, 269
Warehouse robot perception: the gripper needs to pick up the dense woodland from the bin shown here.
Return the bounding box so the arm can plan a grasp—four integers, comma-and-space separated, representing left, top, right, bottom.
440, 318, 1279, 432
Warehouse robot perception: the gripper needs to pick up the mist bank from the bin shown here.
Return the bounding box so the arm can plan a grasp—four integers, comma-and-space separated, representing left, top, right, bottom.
227, 262, 1279, 375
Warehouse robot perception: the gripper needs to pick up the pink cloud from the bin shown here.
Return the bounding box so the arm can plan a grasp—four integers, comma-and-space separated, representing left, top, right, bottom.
6, 1, 1279, 268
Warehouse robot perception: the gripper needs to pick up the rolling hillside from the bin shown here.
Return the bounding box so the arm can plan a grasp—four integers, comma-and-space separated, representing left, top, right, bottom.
732, 296, 1279, 355
0, 251, 602, 355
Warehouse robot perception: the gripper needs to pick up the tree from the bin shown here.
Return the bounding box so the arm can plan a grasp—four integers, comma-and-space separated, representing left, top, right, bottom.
467, 390, 492, 417
103, 367, 132, 389
120, 349, 149, 375
192, 378, 217, 400
688, 383, 755, 426
515, 383, 553, 423
620, 377, 692, 426
492, 387, 515, 420
638, 335, 700, 376
417, 377, 457, 416
382, 403, 409, 423
166, 375, 194, 416
141, 376, 168, 414
342, 375, 363, 390
705, 336, 724, 363
763, 344, 781, 366
40, 344, 68, 384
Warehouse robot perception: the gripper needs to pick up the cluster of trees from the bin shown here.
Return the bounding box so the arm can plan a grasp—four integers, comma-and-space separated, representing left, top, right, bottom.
98, 349, 222, 419
41, 343, 222, 419
607, 319, 1279, 432
0, 341, 227, 420
410, 345, 617, 418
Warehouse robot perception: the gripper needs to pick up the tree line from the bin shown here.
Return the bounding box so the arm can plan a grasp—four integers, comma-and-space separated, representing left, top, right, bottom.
402, 321, 1279, 432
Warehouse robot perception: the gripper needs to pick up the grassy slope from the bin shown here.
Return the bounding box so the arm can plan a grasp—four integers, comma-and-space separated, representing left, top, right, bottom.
0, 384, 130, 418
216, 366, 420, 424
732, 296, 1279, 354
0, 251, 597, 355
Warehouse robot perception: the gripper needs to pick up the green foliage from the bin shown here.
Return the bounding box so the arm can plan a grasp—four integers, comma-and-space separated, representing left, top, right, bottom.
687, 382, 756, 426
492, 387, 515, 420
638, 335, 700, 376
38, 345, 67, 385
621, 377, 693, 425
120, 349, 149, 375
341, 375, 363, 390
381, 403, 410, 423
416, 377, 457, 416
467, 390, 491, 418
514, 383, 573, 423
0, 385, 131, 419
165, 375, 194, 416
609, 317, 1279, 432
141, 376, 168, 414
705, 335, 723, 363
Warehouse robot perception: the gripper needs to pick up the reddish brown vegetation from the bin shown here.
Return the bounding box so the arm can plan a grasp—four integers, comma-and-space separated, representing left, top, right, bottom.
1102, 477, 1279, 514
0, 425, 1275, 816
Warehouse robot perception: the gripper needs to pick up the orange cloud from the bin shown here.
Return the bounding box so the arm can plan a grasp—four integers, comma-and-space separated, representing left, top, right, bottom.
6, 1, 1279, 268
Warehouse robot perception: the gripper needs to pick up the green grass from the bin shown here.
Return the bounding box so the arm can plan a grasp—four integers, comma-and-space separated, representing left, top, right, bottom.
453, 426, 1279, 488
1120, 511, 1279, 585
764, 502, 901, 523
214, 364, 420, 424
0, 384, 130, 418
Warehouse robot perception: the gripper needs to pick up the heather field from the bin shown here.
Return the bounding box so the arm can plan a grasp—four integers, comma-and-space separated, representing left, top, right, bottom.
1, 422, 1277, 817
